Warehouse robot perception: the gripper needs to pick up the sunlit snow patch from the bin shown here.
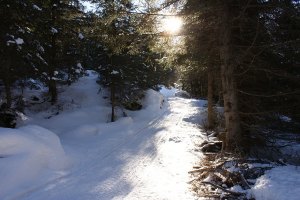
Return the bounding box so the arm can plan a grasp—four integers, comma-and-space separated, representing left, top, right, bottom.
252, 165, 300, 200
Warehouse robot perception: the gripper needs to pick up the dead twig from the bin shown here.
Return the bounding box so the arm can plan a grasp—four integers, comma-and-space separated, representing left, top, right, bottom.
201, 181, 244, 196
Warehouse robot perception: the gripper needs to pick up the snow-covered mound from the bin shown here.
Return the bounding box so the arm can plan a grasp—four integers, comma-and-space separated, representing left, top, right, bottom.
128, 89, 166, 121
0, 125, 69, 198
24, 70, 111, 133
252, 165, 300, 200
160, 86, 178, 97
143, 89, 165, 112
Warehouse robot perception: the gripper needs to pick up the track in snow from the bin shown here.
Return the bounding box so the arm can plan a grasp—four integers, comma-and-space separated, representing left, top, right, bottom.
13, 97, 205, 200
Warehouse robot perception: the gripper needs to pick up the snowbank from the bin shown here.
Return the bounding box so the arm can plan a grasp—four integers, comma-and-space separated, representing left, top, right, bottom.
24, 70, 111, 133
139, 89, 165, 118
122, 89, 166, 123
160, 86, 178, 97
0, 125, 69, 198
252, 165, 300, 200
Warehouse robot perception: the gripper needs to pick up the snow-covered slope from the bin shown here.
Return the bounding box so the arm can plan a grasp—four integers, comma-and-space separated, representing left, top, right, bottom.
0, 72, 205, 200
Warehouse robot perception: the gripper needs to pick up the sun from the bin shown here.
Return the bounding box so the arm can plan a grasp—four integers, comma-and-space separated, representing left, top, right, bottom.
162, 16, 183, 35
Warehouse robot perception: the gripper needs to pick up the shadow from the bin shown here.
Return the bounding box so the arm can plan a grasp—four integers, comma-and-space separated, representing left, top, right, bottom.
182, 101, 207, 126
188, 99, 207, 108
22, 118, 166, 200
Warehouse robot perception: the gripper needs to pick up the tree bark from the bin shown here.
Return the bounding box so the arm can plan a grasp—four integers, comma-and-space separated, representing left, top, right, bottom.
2, 57, 12, 108
207, 69, 214, 129
49, 1, 58, 105
219, 1, 242, 152
111, 80, 115, 122
4, 79, 12, 108
49, 79, 57, 104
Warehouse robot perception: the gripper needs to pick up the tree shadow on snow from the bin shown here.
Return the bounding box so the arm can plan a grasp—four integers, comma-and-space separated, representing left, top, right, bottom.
22, 124, 166, 200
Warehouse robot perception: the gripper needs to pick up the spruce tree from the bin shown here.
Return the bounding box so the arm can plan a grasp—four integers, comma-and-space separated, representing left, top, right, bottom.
0, 0, 36, 107
30, 0, 85, 104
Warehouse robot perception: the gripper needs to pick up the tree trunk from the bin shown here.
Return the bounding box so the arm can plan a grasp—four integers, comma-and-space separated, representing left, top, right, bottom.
111, 81, 115, 122
49, 79, 57, 105
48, 2, 58, 105
207, 69, 214, 129
2, 55, 12, 108
4, 79, 12, 108
219, 1, 242, 152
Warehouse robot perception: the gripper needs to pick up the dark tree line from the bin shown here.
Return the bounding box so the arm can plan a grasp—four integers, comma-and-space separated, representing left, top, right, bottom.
166, 0, 300, 152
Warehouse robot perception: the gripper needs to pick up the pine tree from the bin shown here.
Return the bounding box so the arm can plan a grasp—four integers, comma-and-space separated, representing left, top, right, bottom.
0, 0, 36, 108
30, 0, 85, 104
177, 0, 300, 152
89, 0, 173, 121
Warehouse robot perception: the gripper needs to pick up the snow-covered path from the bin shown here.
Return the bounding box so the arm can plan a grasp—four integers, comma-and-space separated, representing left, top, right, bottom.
11, 97, 204, 200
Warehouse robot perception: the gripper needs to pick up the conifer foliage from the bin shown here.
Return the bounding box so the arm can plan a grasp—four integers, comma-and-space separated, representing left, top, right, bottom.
175, 0, 300, 152
0, 0, 173, 125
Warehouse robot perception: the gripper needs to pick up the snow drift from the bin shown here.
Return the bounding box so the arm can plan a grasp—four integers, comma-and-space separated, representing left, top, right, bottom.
0, 125, 69, 198
252, 165, 300, 200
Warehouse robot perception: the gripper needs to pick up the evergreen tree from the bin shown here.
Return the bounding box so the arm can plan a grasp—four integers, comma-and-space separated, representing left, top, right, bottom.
0, 0, 38, 108
30, 0, 85, 104
89, 0, 173, 121
175, 0, 300, 152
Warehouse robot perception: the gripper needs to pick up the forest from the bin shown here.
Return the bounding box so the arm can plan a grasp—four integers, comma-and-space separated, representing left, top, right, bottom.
0, 0, 300, 199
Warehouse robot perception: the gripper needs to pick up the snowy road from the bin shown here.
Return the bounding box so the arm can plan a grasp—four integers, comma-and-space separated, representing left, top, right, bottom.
12, 97, 205, 200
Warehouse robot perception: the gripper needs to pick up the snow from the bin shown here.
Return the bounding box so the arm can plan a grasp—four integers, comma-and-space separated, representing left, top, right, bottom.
160, 86, 178, 97
51, 27, 58, 34
6, 36, 24, 46
76, 63, 83, 70
78, 33, 84, 39
81, 1, 97, 12
111, 70, 119, 75
279, 115, 292, 122
15, 38, 24, 45
230, 185, 244, 193
0, 72, 205, 200
33, 4, 42, 11
6, 40, 15, 46
252, 165, 300, 200
5, 74, 299, 200
0, 125, 69, 199
36, 53, 48, 65
227, 165, 240, 173
38, 45, 45, 52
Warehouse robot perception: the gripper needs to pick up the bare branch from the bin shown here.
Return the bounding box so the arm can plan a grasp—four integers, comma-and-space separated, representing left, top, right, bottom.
201, 181, 244, 196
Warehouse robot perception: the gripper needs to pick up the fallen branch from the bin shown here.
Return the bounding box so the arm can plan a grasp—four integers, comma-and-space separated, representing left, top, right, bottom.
201, 181, 244, 196
193, 166, 201, 169
200, 194, 221, 198
189, 169, 203, 174
189, 163, 224, 174
240, 173, 251, 189
189, 167, 214, 174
